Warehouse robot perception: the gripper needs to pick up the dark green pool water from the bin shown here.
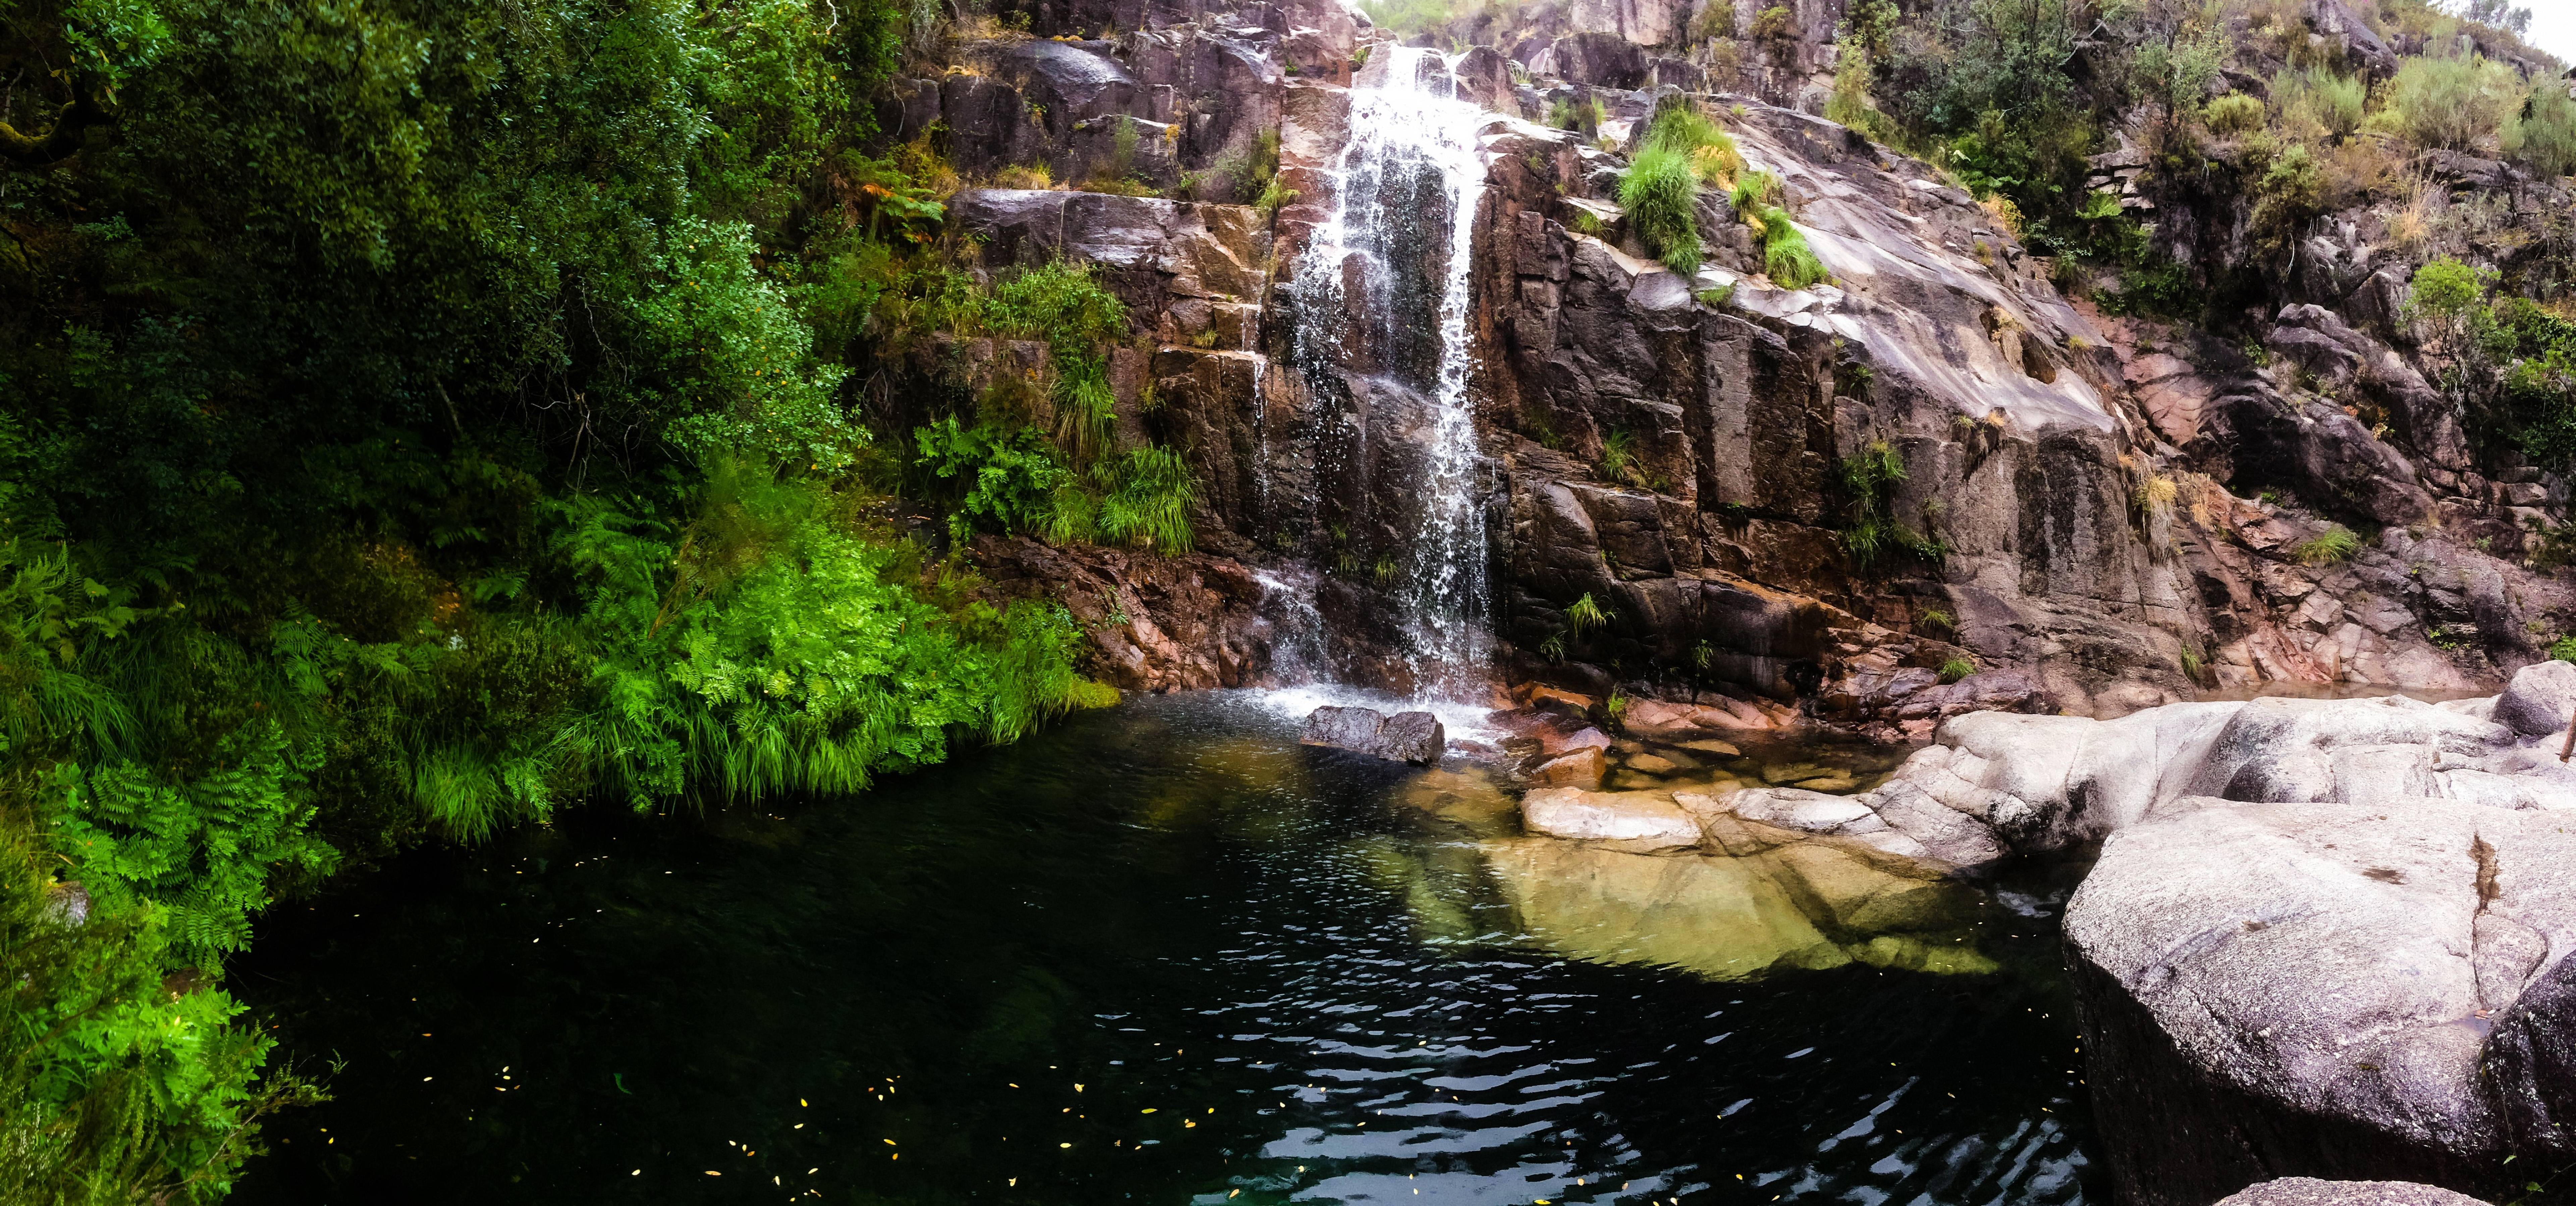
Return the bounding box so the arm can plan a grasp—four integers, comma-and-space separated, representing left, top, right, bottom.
229, 691, 2097, 1205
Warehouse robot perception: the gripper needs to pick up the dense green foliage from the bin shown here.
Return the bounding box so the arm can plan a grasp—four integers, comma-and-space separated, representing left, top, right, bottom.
2404, 259, 2576, 472
0, 0, 1158, 1197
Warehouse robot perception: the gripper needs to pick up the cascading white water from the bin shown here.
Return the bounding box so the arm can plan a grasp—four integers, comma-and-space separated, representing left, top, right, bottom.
1288, 47, 1493, 702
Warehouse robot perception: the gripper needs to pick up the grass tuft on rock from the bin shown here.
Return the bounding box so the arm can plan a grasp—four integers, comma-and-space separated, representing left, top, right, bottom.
1620, 145, 1703, 274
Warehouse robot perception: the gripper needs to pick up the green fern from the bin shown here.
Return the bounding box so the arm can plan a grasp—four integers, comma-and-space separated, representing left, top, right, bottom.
1566, 593, 1610, 635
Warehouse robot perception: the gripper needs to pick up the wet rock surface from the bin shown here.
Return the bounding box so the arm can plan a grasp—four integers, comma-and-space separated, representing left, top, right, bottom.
1297, 705, 1445, 764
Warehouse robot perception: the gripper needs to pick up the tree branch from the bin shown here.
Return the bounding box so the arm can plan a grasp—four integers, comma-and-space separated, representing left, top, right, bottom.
0, 87, 111, 167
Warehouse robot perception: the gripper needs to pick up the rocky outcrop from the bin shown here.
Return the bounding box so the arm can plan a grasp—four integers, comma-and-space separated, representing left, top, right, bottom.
2067, 798, 2576, 1202
1480, 664, 2576, 1196
971, 534, 1273, 692
901, 0, 2572, 728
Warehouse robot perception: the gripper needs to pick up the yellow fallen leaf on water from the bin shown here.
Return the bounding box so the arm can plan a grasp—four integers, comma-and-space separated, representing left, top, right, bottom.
1141, 1108, 1156, 1114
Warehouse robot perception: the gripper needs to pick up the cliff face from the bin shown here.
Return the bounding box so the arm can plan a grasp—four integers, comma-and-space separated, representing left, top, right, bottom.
895, 0, 2575, 720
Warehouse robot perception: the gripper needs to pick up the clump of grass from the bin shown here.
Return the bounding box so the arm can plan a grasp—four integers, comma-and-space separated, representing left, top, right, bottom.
1620, 99, 1749, 276
1597, 428, 1659, 490
1621, 145, 1703, 274
1099, 446, 1197, 552
1840, 440, 1942, 566
1723, 170, 1826, 289
2295, 526, 2360, 565
1919, 608, 1955, 633
1255, 175, 1298, 217
1938, 656, 1976, 684
2135, 471, 2179, 519
1752, 205, 1827, 289
1641, 100, 1743, 183
1730, 169, 1780, 213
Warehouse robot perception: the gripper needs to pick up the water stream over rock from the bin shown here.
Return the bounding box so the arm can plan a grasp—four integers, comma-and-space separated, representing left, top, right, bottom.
1290, 47, 1494, 703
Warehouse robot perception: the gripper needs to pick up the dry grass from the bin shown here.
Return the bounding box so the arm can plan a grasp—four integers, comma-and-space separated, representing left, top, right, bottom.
2384, 172, 2435, 252
991, 163, 1057, 190
1979, 193, 2024, 240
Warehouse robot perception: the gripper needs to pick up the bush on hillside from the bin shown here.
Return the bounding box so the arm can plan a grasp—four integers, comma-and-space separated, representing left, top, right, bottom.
2505, 82, 2576, 178
2386, 53, 2519, 151
2202, 93, 2265, 135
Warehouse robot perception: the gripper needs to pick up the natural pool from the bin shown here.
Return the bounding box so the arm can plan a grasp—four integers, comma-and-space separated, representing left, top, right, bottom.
230, 691, 2098, 1204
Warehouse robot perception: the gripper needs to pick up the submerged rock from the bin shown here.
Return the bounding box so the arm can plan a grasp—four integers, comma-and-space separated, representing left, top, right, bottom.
1297, 705, 1445, 764
1476, 830, 1991, 981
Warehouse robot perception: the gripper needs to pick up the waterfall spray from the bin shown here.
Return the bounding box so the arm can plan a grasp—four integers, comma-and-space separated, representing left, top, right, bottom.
1289, 47, 1494, 703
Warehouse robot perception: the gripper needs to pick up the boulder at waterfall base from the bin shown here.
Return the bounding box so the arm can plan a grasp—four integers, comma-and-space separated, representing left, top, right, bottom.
1298, 705, 1445, 764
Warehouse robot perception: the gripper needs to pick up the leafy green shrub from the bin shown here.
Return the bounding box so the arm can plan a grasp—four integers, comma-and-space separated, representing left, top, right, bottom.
2387, 53, 2519, 152
916, 418, 1070, 543
1620, 145, 1704, 274
2553, 635, 2576, 663
2202, 93, 2265, 134
2247, 139, 2322, 253
2505, 81, 2576, 178
1, 819, 322, 1205
2295, 526, 2361, 565
1938, 656, 1976, 684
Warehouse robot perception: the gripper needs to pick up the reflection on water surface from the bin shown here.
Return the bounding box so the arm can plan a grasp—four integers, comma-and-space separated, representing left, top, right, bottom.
232, 691, 2096, 1204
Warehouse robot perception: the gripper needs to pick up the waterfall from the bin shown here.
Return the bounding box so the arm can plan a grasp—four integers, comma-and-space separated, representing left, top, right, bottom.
1288, 47, 1493, 703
